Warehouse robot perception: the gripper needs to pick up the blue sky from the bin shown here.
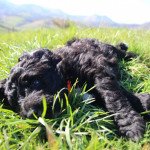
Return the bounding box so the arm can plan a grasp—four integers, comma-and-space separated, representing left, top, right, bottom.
10, 0, 150, 24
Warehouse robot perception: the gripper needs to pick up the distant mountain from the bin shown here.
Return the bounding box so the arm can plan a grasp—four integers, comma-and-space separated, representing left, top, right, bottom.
0, 0, 149, 30
140, 22, 150, 29
68, 15, 118, 27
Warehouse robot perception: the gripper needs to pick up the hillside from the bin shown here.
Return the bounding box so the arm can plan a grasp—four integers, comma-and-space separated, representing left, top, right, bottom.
1, 0, 150, 30
0, 0, 68, 30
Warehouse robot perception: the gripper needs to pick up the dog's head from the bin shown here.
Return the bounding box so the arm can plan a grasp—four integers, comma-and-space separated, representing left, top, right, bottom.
0, 49, 66, 118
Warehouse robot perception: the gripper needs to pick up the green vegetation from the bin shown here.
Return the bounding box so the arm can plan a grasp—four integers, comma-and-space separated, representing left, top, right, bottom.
0, 27, 150, 149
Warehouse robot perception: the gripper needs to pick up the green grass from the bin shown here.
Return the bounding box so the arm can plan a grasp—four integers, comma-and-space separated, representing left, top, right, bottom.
0, 26, 150, 149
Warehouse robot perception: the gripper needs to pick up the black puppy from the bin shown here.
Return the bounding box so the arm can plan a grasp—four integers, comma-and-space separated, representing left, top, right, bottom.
0, 38, 150, 141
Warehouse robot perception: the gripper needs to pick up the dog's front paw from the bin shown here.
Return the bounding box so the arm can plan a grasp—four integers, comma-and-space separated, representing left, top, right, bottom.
115, 110, 145, 141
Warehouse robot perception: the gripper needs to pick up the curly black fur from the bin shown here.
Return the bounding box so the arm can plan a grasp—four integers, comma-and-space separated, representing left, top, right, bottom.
0, 38, 150, 141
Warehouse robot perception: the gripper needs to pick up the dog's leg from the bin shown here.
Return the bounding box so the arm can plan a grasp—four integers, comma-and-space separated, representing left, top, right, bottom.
95, 77, 145, 141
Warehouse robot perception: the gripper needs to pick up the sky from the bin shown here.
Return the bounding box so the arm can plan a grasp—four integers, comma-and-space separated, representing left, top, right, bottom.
10, 0, 150, 24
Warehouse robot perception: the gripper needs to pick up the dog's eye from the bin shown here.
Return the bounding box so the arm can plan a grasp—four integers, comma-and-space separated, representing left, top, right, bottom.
32, 79, 41, 87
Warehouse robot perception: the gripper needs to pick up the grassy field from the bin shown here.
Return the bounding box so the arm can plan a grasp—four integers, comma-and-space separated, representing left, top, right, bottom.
0, 26, 150, 150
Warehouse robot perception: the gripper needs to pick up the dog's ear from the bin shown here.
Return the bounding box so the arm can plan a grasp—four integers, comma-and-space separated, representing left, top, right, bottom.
4, 67, 24, 111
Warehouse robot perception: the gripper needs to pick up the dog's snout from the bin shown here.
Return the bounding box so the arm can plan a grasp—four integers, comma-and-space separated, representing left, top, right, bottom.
19, 91, 55, 118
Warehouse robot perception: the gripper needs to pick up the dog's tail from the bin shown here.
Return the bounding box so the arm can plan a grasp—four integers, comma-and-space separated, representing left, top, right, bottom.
116, 42, 138, 61
116, 42, 128, 51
